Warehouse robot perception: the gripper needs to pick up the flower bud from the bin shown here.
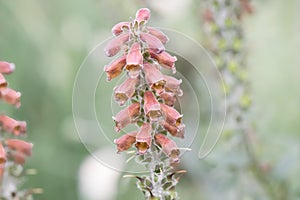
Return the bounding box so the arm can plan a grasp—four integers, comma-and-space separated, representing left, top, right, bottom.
114, 77, 139, 106
126, 42, 143, 78
160, 103, 182, 127
0, 61, 15, 74
155, 133, 180, 163
113, 103, 140, 132
140, 33, 165, 54
114, 131, 137, 153
149, 50, 177, 73
163, 75, 183, 96
144, 91, 162, 122
104, 56, 126, 81
143, 63, 166, 94
112, 22, 130, 36
135, 8, 151, 23
0, 87, 21, 108
104, 33, 130, 57
135, 123, 152, 154
147, 27, 169, 44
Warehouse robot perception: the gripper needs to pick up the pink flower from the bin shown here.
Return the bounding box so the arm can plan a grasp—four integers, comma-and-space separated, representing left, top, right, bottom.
135, 8, 151, 23
6, 139, 33, 156
114, 77, 139, 106
113, 103, 140, 132
162, 122, 185, 138
0, 115, 27, 135
0, 73, 7, 88
147, 27, 169, 44
0, 61, 15, 74
112, 22, 130, 36
159, 92, 176, 107
155, 133, 180, 163
104, 33, 130, 57
149, 50, 177, 73
0, 87, 21, 108
135, 123, 152, 154
160, 103, 183, 127
0, 143, 6, 164
144, 91, 162, 121
6, 139, 33, 165
143, 63, 166, 94
114, 131, 137, 153
126, 42, 143, 78
140, 33, 165, 54
104, 55, 127, 81
163, 75, 183, 96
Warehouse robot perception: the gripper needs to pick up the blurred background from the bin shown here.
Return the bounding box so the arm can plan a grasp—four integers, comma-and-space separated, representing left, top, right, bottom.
0, 0, 299, 199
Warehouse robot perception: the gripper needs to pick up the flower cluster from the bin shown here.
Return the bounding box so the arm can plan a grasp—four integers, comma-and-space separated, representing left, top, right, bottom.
0, 61, 34, 199
104, 8, 185, 163
104, 8, 186, 199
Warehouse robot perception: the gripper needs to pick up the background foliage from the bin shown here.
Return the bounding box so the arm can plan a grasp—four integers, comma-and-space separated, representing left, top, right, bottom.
0, 0, 299, 199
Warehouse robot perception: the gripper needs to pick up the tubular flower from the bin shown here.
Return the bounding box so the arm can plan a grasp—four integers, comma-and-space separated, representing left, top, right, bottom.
104, 55, 126, 81
126, 42, 143, 78
144, 91, 162, 122
0, 87, 21, 108
0, 60, 33, 198
113, 102, 140, 132
104, 8, 186, 199
163, 75, 183, 96
114, 77, 139, 106
104, 33, 130, 57
160, 103, 183, 127
143, 63, 166, 94
155, 133, 180, 163
0, 61, 15, 74
147, 27, 169, 44
114, 131, 137, 153
112, 22, 130, 36
135, 123, 152, 154
135, 8, 151, 23
0, 115, 26, 136
149, 50, 177, 73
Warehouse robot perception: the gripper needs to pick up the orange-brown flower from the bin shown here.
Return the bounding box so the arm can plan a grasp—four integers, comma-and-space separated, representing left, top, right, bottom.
162, 122, 185, 138
149, 50, 177, 74
135, 123, 152, 154
160, 103, 183, 127
0, 115, 26, 135
159, 92, 176, 107
155, 133, 180, 163
143, 63, 166, 94
104, 33, 130, 57
113, 103, 140, 132
144, 91, 162, 122
114, 77, 139, 106
104, 55, 127, 81
163, 75, 183, 96
114, 131, 137, 153
126, 42, 143, 78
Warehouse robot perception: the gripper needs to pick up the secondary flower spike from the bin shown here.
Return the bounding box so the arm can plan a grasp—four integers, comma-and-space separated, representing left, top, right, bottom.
103, 8, 186, 199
